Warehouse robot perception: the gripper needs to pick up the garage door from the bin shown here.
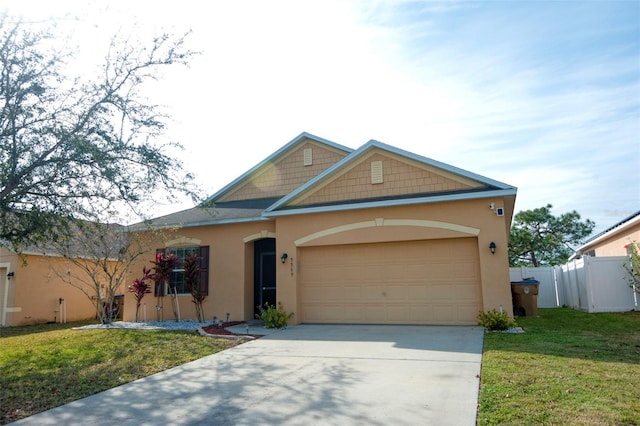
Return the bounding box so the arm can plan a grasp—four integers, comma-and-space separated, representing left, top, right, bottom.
299, 238, 481, 325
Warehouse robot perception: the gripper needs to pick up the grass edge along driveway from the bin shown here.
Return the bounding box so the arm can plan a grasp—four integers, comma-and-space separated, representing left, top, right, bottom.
0, 322, 240, 424
478, 308, 640, 425
2, 309, 639, 425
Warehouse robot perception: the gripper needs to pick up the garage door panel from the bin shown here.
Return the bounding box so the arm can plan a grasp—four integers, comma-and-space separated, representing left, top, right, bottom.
363, 286, 386, 301
343, 286, 363, 300
454, 284, 481, 300
300, 238, 481, 325
383, 286, 408, 301
455, 261, 479, 278
364, 305, 386, 321
458, 305, 481, 322
303, 285, 365, 302
424, 262, 454, 279
304, 305, 359, 322
431, 306, 456, 323
408, 285, 429, 301
430, 285, 454, 300
385, 305, 408, 322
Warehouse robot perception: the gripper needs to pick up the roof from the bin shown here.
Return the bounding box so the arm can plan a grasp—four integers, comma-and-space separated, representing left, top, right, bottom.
263, 139, 516, 217
3, 221, 127, 259
584, 210, 640, 244
134, 133, 517, 228
572, 210, 640, 256
131, 199, 278, 230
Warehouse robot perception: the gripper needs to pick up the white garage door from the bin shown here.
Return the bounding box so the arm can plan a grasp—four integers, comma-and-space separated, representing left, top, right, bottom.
299, 238, 481, 325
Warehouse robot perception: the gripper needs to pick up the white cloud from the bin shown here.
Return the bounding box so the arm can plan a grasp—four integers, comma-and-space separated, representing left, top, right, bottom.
2, 0, 638, 234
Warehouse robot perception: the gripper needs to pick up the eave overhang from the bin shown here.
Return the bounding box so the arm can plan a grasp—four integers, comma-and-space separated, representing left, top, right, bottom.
263, 188, 517, 218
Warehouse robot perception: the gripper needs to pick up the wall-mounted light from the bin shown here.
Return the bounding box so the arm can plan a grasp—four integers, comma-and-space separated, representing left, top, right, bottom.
489, 242, 496, 254
6, 271, 14, 280
280, 253, 288, 264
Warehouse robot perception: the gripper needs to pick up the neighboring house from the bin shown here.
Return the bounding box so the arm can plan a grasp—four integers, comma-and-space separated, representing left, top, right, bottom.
0, 223, 126, 327
0, 247, 105, 326
124, 132, 518, 325
572, 210, 640, 258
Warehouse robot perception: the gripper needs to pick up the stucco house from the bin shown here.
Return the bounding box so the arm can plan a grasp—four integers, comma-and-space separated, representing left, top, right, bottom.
123, 132, 518, 326
0, 223, 126, 327
572, 210, 640, 258
0, 246, 119, 327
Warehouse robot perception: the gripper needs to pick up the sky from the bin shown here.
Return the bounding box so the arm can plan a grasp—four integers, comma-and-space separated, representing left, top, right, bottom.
3, 0, 639, 237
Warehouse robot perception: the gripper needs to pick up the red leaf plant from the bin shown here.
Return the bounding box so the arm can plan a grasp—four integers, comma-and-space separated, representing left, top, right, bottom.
151, 252, 179, 321
183, 254, 206, 322
128, 267, 153, 322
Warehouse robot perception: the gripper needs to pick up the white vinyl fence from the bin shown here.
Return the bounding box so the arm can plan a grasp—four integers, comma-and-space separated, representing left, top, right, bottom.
557, 256, 637, 312
509, 266, 560, 308
510, 255, 638, 313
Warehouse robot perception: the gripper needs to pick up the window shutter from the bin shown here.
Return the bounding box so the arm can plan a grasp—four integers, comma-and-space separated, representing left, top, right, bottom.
199, 246, 209, 295
154, 248, 166, 297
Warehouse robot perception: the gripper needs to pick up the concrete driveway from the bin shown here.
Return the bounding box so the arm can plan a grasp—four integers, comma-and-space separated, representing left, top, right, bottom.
13, 324, 484, 426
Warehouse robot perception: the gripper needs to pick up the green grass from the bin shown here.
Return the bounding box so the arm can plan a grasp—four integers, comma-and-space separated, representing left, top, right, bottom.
0, 321, 240, 424
3, 310, 640, 425
478, 308, 640, 425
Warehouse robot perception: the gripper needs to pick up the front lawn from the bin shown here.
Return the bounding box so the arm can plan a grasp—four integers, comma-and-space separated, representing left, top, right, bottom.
3, 310, 639, 425
0, 321, 240, 424
478, 308, 640, 425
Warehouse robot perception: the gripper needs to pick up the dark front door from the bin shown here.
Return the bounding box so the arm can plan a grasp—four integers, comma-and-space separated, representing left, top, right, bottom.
254, 238, 276, 316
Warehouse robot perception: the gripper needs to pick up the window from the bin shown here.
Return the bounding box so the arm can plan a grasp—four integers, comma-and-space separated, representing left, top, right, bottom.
154, 246, 209, 296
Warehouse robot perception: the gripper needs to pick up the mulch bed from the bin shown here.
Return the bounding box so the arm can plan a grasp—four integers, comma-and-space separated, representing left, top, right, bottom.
200, 321, 261, 339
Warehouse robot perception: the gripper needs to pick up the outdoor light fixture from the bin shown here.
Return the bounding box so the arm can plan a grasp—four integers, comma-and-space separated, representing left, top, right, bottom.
489, 242, 496, 254
6, 271, 14, 279
280, 253, 288, 264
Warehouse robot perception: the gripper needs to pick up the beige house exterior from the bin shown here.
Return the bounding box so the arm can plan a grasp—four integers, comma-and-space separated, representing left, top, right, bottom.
0, 248, 115, 326
573, 211, 640, 258
124, 132, 518, 325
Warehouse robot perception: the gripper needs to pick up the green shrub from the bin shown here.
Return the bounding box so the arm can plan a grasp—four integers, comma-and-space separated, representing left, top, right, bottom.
477, 308, 517, 331
256, 302, 294, 329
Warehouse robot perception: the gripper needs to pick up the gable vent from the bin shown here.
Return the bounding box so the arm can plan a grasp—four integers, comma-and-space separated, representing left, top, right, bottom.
371, 161, 383, 184
303, 148, 313, 166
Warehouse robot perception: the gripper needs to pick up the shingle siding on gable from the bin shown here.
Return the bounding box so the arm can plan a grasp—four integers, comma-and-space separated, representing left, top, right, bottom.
219, 142, 347, 202
293, 153, 482, 206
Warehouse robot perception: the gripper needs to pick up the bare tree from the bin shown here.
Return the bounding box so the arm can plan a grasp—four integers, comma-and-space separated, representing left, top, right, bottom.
0, 14, 200, 250
51, 219, 176, 324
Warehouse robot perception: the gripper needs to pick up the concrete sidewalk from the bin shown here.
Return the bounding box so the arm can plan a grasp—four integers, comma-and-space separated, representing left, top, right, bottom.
12, 324, 484, 426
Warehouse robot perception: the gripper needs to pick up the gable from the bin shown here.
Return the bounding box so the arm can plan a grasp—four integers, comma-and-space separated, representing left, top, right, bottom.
211, 134, 351, 203
284, 148, 487, 207
264, 139, 516, 217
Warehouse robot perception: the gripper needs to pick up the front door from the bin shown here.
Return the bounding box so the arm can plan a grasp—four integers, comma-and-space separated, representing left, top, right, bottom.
254, 238, 276, 316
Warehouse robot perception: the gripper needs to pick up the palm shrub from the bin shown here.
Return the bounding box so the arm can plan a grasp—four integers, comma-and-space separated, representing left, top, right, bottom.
184, 254, 206, 322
